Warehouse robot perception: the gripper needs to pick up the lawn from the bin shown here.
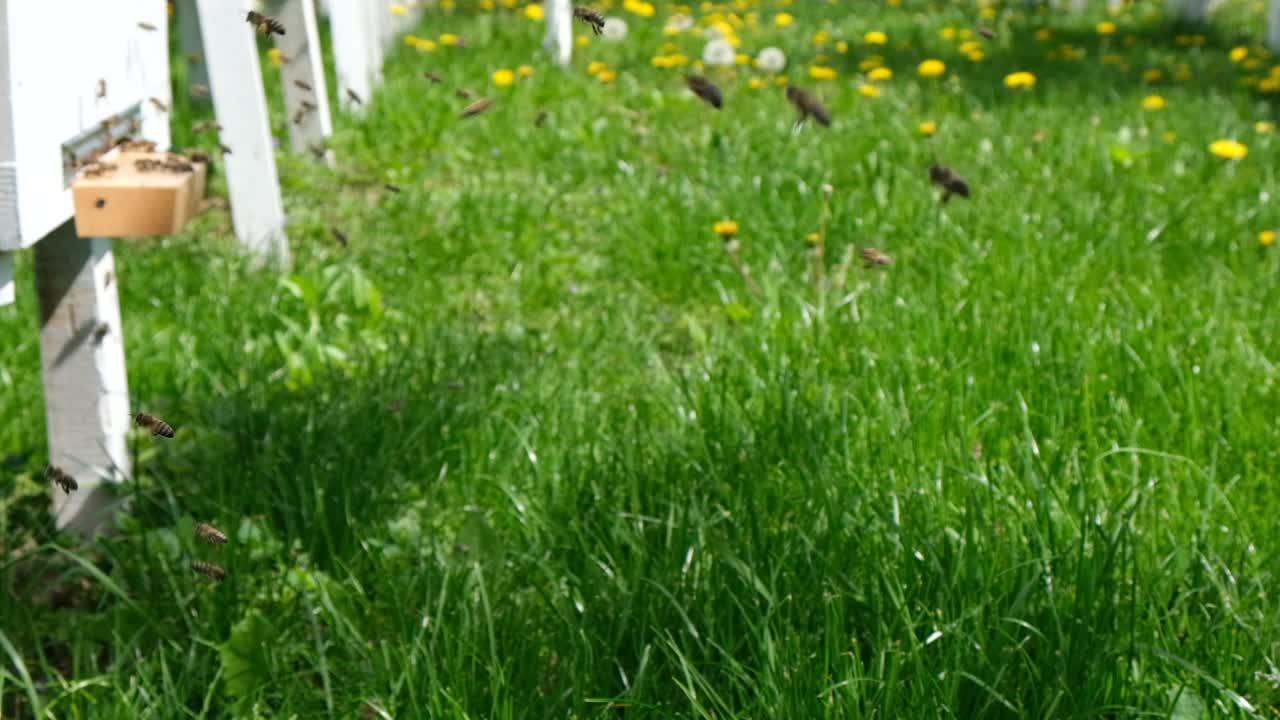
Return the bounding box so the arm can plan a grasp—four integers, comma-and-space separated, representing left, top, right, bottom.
2, 0, 1280, 717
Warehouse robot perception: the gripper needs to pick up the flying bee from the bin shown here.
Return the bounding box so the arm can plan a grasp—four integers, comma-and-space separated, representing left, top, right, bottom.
188, 150, 211, 165
138, 21, 158, 31
686, 75, 724, 109
346, 88, 364, 105
96, 79, 107, 99
454, 88, 473, 100
460, 97, 494, 118
785, 85, 831, 127
573, 6, 606, 35
191, 560, 227, 582
46, 465, 77, 494
331, 227, 349, 247
929, 163, 971, 202
192, 120, 221, 133
134, 412, 175, 438
220, 143, 232, 155
149, 97, 169, 112
424, 71, 442, 84
293, 79, 312, 92
190, 83, 210, 97
93, 322, 110, 341
860, 247, 893, 267
196, 522, 229, 545
976, 26, 996, 39
246, 10, 285, 36
384, 184, 401, 193
534, 110, 548, 127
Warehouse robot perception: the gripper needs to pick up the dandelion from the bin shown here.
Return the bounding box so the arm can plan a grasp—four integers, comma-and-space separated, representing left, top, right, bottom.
966, 50, 985, 62
1231, 46, 1249, 62
439, 33, 462, 46
1209, 139, 1248, 160
864, 30, 888, 45
603, 17, 628, 41
1143, 68, 1163, 83
622, 0, 654, 17
390, 3, 408, 16
1033, 28, 1052, 42
1261, 230, 1276, 246
858, 83, 881, 98
748, 77, 766, 90
755, 47, 786, 73
267, 48, 284, 66
836, 41, 848, 54
919, 120, 937, 136
868, 67, 892, 81
809, 65, 837, 80
417, 39, 438, 52
714, 219, 739, 238
523, 3, 544, 20
774, 12, 793, 27
859, 56, 885, 71
1096, 21, 1116, 35
1141, 95, 1165, 110
1004, 71, 1036, 89
517, 65, 535, 78
704, 38, 736, 66
959, 40, 982, 54
813, 30, 829, 45
940, 27, 956, 40
1257, 121, 1276, 134
576, 34, 590, 46
1163, 131, 1178, 143
598, 69, 618, 83
917, 59, 946, 78
587, 61, 607, 75
492, 68, 515, 86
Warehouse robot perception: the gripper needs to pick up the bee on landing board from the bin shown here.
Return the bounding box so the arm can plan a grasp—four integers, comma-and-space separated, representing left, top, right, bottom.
46, 465, 78, 494
246, 10, 285, 36
191, 560, 227, 582
686, 75, 724, 109
196, 522, 229, 545
929, 163, 971, 202
785, 86, 831, 127
573, 6, 606, 35
134, 412, 175, 438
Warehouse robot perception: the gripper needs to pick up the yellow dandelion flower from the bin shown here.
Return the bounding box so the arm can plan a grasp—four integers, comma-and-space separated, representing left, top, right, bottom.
836, 40, 849, 54
439, 33, 461, 45
417, 39, 438, 52
864, 30, 888, 45
1209, 139, 1248, 159
868, 67, 892, 81
523, 3, 544, 20
918, 120, 937, 136
814, 30, 829, 45
917, 59, 946, 78
1033, 28, 1052, 42
598, 69, 618, 83
1260, 230, 1276, 246
940, 27, 957, 40
858, 83, 881, 98
405, 34, 422, 47
980, 6, 996, 18
736, 53, 751, 65
859, 55, 885, 71
748, 77, 766, 89
1231, 46, 1249, 62
774, 12, 793, 26
492, 68, 515, 86
809, 65, 837, 80
587, 61, 607, 75
517, 65, 535, 78
576, 34, 591, 46
775, 76, 789, 86
1142, 68, 1163, 83
1261, 76, 1280, 93
806, 232, 821, 245
714, 219, 740, 238
1141, 95, 1165, 110
480, 0, 495, 9
967, 50, 985, 62
1163, 131, 1178, 143
390, 3, 408, 15
959, 40, 982, 54
1004, 71, 1035, 89
1096, 21, 1117, 35
958, 29, 972, 39
623, 0, 654, 16
1256, 121, 1275, 134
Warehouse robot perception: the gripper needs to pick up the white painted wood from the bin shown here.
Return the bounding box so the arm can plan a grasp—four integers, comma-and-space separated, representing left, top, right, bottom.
34, 224, 131, 537
272, 0, 335, 163
0, 252, 13, 306
0, 0, 170, 252
176, 0, 211, 102
329, 0, 376, 111
195, 0, 290, 263
1270, 0, 1280, 51
362, 0, 385, 88
544, 0, 572, 66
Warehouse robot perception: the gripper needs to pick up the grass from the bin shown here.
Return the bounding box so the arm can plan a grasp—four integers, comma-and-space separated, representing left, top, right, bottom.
2, 0, 1280, 717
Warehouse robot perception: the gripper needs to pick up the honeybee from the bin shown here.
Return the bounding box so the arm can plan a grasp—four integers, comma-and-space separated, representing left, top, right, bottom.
134, 158, 163, 173
96, 79, 107, 99
46, 465, 77, 494
423, 71, 442, 84
331, 227, 349, 247
291, 108, 307, 126
192, 120, 221, 133
149, 97, 169, 112
190, 83, 210, 97
454, 88, 473, 100
82, 162, 118, 178
163, 158, 195, 173
976, 26, 996, 39
196, 522, 229, 545
346, 89, 364, 105
460, 97, 494, 118
534, 110, 548, 127
93, 322, 110, 341
119, 139, 158, 153
573, 6, 606, 35
188, 150, 211, 165
786, 86, 831, 127
293, 79, 312, 92
928, 163, 971, 202
137, 21, 157, 31
686, 75, 723, 109
191, 560, 227, 582
134, 412, 175, 438
246, 10, 285, 36
220, 144, 232, 155
860, 247, 893, 266
384, 184, 401, 193
299, 100, 317, 112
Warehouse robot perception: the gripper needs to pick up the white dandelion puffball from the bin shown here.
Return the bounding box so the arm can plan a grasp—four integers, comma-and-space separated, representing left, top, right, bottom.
703, 38, 736, 67
665, 13, 694, 33
755, 47, 786, 73
603, 17, 628, 42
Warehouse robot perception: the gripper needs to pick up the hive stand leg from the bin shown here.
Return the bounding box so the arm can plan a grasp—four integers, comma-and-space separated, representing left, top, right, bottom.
0, 252, 13, 306
194, 0, 291, 266
272, 0, 336, 164
34, 226, 131, 537
545, 0, 572, 66
330, 0, 376, 112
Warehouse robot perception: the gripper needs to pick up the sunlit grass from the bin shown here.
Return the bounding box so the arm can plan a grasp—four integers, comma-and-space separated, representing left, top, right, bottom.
2, 0, 1279, 717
